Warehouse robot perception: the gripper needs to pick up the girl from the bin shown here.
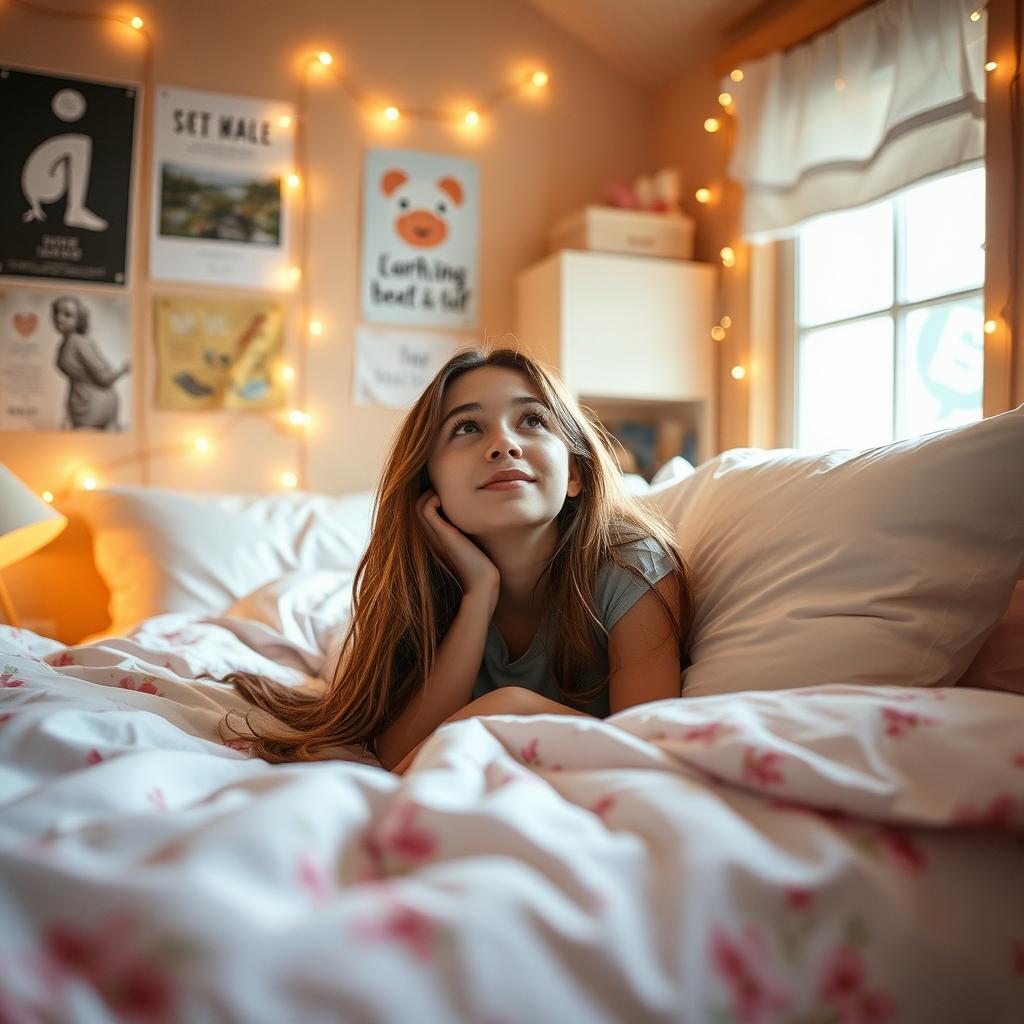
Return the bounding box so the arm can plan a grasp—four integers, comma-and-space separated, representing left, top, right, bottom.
220, 346, 695, 774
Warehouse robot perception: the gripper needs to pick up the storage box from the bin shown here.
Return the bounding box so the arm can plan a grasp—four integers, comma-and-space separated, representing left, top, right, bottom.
548, 205, 695, 260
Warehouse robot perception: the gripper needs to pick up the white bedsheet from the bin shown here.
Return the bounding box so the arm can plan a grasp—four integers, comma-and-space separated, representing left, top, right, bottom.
0, 615, 1022, 1023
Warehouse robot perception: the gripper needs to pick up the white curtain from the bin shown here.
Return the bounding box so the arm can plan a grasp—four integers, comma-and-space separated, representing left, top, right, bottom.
723, 0, 987, 242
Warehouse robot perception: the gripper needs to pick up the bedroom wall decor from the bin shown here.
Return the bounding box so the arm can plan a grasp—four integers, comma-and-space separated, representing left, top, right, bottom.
4, 0, 551, 498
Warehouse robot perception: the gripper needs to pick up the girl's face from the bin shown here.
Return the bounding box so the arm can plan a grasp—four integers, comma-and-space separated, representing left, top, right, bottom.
426, 366, 582, 536
53, 301, 77, 333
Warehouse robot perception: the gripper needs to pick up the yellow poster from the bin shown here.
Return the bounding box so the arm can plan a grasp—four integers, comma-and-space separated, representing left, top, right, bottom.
154, 297, 285, 409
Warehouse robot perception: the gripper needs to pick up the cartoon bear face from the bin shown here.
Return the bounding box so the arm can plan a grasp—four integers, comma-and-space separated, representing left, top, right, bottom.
379, 169, 464, 249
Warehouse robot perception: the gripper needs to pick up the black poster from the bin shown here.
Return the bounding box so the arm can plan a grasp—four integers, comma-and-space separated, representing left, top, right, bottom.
0, 66, 137, 286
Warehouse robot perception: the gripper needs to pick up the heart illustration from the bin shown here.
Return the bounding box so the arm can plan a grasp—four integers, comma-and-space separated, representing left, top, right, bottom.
13, 313, 38, 338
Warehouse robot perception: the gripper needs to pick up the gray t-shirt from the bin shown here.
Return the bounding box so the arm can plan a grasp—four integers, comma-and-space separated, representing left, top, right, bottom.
471, 534, 681, 719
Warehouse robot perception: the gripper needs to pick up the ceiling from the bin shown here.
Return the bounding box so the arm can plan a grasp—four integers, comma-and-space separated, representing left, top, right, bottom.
520, 0, 771, 90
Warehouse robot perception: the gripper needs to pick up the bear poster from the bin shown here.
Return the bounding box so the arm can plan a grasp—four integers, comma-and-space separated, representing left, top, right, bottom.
150, 86, 295, 290
360, 148, 479, 330
0, 66, 137, 287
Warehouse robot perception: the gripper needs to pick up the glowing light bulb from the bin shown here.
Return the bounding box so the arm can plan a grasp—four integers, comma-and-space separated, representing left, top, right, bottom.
984, 319, 997, 334
279, 114, 292, 128
318, 51, 333, 66
695, 188, 711, 204
287, 173, 301, 188
288, 266, 301, 283
41, 490, 54, 504
281, 471, 298, 489
532, 71, 549, 88
730, 69, 744, 82
720, 315, 732, 329
731, 366, 746, 380
718, 92, 733, 107
129, 16, 144, 29
465, 110, 480, 125
309, 319, 324, 336
281, 365, 296, 382
384, 106, 400, 121
288, 409, 310, 427
711, 326, 726, 341
970, 10, 982, 21
985, 61, 998, 72
720, 246, 736, 268
82, 476, 97, 491
194, 437, 209, 452
704, 118, 720, 133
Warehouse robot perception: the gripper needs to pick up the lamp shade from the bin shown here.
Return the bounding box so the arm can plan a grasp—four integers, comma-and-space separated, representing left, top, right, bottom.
0, 464, 67, 571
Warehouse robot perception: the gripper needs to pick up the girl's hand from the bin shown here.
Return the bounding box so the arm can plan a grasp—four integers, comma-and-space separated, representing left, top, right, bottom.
416, 490, 500, 604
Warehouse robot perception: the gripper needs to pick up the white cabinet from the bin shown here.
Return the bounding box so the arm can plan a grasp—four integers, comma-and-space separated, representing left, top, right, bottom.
514, 249, 718, 467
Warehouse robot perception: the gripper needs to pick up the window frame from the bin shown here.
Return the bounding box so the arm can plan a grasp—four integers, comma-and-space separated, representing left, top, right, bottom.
781, 163, 986, 450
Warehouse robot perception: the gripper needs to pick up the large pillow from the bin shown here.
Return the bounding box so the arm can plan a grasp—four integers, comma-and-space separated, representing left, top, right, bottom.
72, 486, 375, 633
957, 566, 1024, 695
643, 406, 1024, 697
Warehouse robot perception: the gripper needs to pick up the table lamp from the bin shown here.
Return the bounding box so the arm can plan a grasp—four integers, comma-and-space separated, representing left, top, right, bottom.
0, 464, 67, 626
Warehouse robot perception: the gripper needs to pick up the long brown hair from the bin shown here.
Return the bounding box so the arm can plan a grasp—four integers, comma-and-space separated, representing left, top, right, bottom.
219, 345, 695, 763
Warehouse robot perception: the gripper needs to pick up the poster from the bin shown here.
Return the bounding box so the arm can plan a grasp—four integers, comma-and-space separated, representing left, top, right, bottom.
0, 66, 137, 286
361, 148, 479, 329
353, 324, 466, 407
0, 286, 132, 431
151, 86, 295, 290
154, 296, 285, 410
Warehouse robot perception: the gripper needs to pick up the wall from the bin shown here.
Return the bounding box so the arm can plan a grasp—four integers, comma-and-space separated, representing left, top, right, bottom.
0, 0, 658, 640
0, 0, 656, 498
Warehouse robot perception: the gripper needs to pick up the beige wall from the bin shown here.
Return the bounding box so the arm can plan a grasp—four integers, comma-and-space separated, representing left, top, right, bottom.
0, 0, 659, 640
0, 0, 656, 500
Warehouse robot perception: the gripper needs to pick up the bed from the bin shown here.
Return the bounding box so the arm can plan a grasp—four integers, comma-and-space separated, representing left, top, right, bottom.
1, 407, 1022, 1023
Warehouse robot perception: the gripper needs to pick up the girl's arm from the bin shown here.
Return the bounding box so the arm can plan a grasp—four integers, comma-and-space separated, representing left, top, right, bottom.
375, 588, 494, 771
377, 489, 503, 771
607, 573, 684, 715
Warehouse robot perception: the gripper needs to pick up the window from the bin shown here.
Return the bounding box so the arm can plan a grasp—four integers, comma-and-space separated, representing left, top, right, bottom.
791, 165, 985, 452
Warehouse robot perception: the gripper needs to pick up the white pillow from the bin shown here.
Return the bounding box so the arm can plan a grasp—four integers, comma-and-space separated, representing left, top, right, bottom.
649, 455, 695, 489
72, 486, 375, 633
643, 406, 1024, 697
224, 568, 355, 679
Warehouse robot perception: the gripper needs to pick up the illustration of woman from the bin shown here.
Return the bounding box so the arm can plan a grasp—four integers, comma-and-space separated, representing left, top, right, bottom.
52, 295, 130, 430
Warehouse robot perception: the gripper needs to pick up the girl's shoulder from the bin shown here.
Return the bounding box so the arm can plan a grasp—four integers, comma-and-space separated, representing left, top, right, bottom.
601, 524, 674, 581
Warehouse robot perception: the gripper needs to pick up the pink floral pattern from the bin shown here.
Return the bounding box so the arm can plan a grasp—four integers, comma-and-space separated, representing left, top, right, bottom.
588, 795, 616, 820
118, 676, 163, 696
40, 911, 177, 1019
784, 888, 814, 912
296, 849, 334, 905
742, 748, 786, 787
881, 707, 940, 738
351, 898, 441, 961
520, 737, 541, 766
1, 665, 25, 688
710, 923, 791, 1022
818, 945, 898, 1023
951, 794, 1018, 829
875, 827, 926, 875
682, 721, 736, 745
357, 802, 439, 881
